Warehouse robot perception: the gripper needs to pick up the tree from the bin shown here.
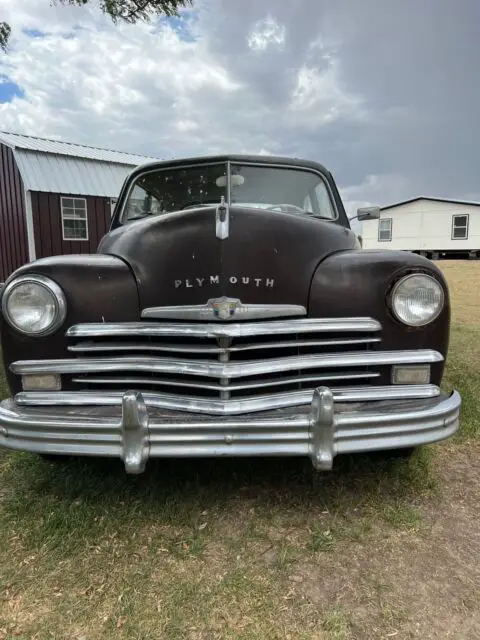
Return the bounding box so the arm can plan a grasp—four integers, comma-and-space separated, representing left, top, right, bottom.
1, 0, 193, 51
0, 22, 11, 51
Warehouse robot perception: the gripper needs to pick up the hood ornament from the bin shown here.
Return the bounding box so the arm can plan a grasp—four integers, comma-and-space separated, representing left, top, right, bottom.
216, 195, 229, 240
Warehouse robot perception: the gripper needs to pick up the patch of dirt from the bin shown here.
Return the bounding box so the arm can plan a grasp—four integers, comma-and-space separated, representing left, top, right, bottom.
288, 444, 480, 639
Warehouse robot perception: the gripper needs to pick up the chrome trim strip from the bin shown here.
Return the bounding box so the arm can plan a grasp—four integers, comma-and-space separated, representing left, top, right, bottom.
11, 350, 443, 378
68, 336, 382, 354
15, 384, 441, 416
71, 371, 380, 391
141, 301, 307, 321
66, 317, 382, 338
69, 341, 224, 354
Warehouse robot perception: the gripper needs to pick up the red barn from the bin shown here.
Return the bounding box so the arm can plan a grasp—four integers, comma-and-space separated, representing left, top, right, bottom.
0, 132, 158, 282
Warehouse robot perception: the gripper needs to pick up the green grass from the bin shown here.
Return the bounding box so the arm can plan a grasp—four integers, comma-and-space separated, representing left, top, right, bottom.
379, 502, 421, 530
0, 321, 479, 638
443, 324, 480, 441
321, 607, 353, 639
0, 437, 442, 638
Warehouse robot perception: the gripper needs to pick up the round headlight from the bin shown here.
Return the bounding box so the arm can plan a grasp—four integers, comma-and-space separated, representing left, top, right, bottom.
391, 273, 444, 327
1, 275, 67, 336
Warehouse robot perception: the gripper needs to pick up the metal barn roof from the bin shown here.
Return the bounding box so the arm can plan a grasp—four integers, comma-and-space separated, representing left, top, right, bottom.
381, 196, 480, 211
0, 131, 161, 198
0, 131, 158, 165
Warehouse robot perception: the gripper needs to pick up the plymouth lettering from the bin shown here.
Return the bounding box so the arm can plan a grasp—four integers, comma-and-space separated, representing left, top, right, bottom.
174, 276, 275, 289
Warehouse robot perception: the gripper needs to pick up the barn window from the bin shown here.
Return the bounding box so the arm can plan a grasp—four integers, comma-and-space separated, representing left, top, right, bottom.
61, 197, 88, 241
378, 217, 392, 242
452, 214, 469, 240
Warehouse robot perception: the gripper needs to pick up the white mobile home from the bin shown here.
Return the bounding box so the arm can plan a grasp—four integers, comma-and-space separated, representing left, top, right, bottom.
362, 197, 480, 259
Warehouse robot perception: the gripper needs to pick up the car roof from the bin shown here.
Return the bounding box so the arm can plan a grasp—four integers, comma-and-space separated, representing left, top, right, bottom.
131, 154, 331, 177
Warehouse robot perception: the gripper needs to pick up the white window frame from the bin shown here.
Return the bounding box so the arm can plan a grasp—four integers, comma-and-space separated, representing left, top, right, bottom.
61, 197, 89, 241
378, 217, 392, 242
451, 214, 469, 240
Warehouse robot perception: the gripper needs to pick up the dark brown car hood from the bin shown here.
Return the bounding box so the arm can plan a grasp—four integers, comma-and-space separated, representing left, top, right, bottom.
98, 207, 356, 309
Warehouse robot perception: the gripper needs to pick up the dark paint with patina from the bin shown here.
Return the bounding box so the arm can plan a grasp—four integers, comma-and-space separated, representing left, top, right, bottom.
99, 206, 357, 308
1, 154, 451, 395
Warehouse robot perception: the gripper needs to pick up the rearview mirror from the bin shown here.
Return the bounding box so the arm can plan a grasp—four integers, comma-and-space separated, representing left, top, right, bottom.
215, 174, 245, 188
356, 206, 380, 221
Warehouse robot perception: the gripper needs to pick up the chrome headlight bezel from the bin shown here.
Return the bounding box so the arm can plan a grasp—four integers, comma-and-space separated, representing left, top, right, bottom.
1, 275, 67, 336
390, 272, 445, 327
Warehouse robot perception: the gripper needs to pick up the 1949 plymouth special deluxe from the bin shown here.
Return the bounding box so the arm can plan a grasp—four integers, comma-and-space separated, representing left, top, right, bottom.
0, 155, 461, 473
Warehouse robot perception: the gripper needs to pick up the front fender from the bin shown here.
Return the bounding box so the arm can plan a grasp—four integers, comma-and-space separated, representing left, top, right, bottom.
1, 255, 140, 395
309, 249, 451, 385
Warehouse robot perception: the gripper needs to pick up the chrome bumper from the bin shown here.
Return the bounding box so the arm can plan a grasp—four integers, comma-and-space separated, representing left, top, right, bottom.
0, 387, 461, 474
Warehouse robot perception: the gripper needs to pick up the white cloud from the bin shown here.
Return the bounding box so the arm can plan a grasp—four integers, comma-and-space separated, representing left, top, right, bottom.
290, 64, 361, 125
1, 0, 98, 35
175, 119, 199, 133
247, 16, 286, 51
4, 0, 475, 206
0, 0, 361, 166
0, 15, 243, 156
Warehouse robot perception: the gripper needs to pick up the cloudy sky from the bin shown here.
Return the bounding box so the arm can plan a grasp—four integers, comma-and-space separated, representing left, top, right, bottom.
1, 0, 479, 212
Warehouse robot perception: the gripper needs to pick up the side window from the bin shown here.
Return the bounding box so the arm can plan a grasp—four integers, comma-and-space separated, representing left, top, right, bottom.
61, 197, 88, 241
126, 184, 162, 218
452, 214, 469, 239
378, 217, 392, 242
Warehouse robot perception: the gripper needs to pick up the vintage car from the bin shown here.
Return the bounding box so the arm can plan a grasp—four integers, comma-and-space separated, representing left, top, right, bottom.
0, 155, 461, 473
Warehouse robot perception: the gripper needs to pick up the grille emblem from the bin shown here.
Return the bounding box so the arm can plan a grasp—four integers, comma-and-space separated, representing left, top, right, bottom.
141, 301, 307, 321
210, 297, 239, 320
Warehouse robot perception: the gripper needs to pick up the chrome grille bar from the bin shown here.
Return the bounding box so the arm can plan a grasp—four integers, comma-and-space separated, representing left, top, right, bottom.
68, 336, 382, 354
15, 385, 441, 416
72, 371, 380, 392
11, 350, 443, 378
66, 317, 382, 339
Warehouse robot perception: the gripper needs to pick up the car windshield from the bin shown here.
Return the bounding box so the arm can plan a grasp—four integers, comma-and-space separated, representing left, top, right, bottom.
122, 162, 336, 222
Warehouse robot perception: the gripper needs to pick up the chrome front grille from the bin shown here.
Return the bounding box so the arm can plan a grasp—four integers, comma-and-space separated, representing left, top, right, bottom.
61, 318, 384, 399
11, 317, 445, 414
